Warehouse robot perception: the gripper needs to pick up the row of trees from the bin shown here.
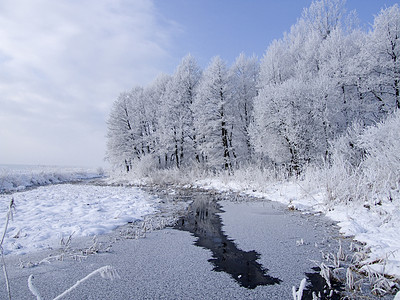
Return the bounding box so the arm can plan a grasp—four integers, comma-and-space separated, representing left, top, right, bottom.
106, 0, 399, 175
106, 53, 258, 172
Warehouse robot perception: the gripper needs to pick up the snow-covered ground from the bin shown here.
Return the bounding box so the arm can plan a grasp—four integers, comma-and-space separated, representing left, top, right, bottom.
0, 184, 159, 255
194, 178, 400, 281
0, 164, 103, 193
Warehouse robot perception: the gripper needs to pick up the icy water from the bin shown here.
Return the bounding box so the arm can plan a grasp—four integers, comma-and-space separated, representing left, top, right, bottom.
174, 194, 281, 289
171, 190, 344, 298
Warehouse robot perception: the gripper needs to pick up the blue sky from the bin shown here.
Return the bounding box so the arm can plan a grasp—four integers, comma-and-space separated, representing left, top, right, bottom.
156, 0, 400, 68
0, 0, 398, 167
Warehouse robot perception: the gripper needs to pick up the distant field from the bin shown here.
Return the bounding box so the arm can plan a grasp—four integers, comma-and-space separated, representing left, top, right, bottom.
0, 164, 103, 193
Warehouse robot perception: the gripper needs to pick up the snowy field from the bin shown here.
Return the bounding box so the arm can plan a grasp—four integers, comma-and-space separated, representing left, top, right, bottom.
0, 182, 159, 255
0, 164, 102, 193
194, 178, 400, 281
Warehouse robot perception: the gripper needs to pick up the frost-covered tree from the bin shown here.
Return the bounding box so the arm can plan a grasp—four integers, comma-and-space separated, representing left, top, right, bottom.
302, 0, 346, 39
144, 73, 172, 166
361, 4, 400, 112
159, 54, 202, 168
127, 87, 153, 159
311, 27, 367, 158
193, 56, 235, 171
252, 78, 317, 173
229, 53, 259, 163
251, 0, 360, 172
106, 91, 139, 172
252, 17, 319, 172
106, 85, 161, 172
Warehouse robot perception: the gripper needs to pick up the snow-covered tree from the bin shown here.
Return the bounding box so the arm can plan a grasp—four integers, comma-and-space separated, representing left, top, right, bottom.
193, 56, 235, 171
252, 78, 317, 174
106, 90, 139, 172
145, 73, 172, 167
229, 53, 259, 163
106, 85, 162, 172
361, 4, 400, 113
127, 86, 152, 159
251, 0, 360, 172
159, 54, 202, 168
302, 0, 346, 39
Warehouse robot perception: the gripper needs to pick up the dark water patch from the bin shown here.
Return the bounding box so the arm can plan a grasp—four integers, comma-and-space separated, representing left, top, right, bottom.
302, 267, 344, 299
174, 193, 281, 289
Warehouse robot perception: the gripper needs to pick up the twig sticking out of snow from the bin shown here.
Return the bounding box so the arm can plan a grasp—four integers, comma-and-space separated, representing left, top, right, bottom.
337, 241, 345, 262
319, 263, 332, 289
28, 265, 120, 300
292, 278, 307, 300
28, 275, 43, 300
0, 198, 15, 300
346, 267, 354, 291
0, 198, 15, 248
60, 232, 75, 251
1, 254, 11, 300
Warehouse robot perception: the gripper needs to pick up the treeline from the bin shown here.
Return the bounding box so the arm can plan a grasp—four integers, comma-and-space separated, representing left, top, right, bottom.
106, 0, 399, 175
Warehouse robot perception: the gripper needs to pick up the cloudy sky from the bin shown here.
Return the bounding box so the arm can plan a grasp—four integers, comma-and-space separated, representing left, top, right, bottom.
0, 0, 398, 167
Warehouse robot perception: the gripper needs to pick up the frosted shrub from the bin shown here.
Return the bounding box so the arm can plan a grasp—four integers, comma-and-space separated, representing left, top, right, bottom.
358, 111, 400, 204
147, 167, 181, 185
307, 122, 365, 206
129, 154, 158, 178
324, 111, 400, 206
215, 163, 286, 193
146, 163, 209, 186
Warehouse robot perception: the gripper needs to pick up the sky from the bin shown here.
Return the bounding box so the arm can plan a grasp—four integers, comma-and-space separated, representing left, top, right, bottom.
0, 0, 398, 168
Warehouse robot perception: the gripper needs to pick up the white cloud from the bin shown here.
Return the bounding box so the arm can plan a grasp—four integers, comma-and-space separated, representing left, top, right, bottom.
0, 0, 178, 166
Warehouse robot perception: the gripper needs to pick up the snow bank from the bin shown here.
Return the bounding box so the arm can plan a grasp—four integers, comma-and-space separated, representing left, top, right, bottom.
325, 201, 400, 278
0, 184, 159, 255
0, 165, 103, 193
194, 177, 400, 280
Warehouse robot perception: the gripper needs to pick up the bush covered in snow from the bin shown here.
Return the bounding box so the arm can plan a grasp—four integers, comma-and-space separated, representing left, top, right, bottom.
324, 110, 400, 206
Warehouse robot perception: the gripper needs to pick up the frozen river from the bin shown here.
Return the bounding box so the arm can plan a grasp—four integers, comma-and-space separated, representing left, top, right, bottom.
0, 185, 359, 299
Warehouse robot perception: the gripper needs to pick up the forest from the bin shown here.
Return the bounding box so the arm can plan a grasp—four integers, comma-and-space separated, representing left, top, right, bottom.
106, 0, 399, 205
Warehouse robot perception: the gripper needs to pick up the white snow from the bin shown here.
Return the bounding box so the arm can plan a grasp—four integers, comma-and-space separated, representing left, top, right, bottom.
325, 201, 400, 278
0, 165, 102, 193
0, 184, 159, 255
194, 177, 400, 280
395, 290, 400, 300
